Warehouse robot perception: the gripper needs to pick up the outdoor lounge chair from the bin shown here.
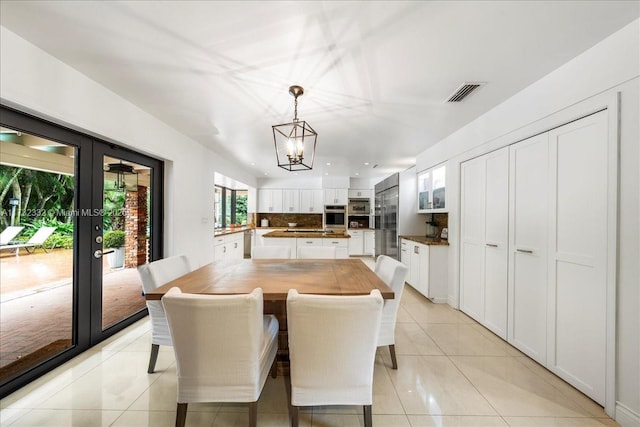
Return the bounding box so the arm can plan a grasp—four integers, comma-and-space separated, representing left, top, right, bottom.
0, 226, 56, 254
0, 226, 24, 246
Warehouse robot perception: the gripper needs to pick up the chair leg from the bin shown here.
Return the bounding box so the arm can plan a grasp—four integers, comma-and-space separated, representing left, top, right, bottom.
290, 405, 299, 427
248, 401, 258, 427
148, 344, 160, 373
389, 344, 398, 369
175, 403, 188, 427
363, 404, 372, 427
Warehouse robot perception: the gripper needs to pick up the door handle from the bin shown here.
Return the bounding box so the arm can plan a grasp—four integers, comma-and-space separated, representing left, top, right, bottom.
486, 243, 498, 247
94, 249, 103, 259
517, 248, 533, 254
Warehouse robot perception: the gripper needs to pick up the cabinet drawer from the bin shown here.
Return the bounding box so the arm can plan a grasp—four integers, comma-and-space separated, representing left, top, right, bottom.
323, 239, 348, 248
297, 238, 323, 246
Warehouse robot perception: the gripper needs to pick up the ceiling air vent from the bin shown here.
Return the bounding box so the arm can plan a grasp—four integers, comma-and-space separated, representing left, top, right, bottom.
446, 82, 485, 102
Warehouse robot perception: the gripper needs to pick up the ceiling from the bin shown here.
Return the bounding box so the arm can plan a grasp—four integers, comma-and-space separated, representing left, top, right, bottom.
1, 1, 638, 180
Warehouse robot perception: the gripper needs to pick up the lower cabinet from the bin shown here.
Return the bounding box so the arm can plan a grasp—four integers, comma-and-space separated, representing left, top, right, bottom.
323, 238, 348, 259
261, 236, 349, 259
214, 233, 244, 261
399, 238, 448, 303
364, 231, 374, 256
347, 230, 364, 255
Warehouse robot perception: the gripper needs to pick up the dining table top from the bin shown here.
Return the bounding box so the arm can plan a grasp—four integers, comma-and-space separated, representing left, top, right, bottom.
145, 258, 394, 301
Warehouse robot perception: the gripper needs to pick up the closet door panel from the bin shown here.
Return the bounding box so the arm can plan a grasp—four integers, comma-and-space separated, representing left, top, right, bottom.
548, 111, 607, 405
483, 148, 509, 338
460, 158, 485, 322
508, 134, 548, 364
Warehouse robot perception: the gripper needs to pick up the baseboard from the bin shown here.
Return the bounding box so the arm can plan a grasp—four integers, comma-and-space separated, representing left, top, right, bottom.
430, 297, 448, 304
447, 295, 458, 309
616, 402, 640, 426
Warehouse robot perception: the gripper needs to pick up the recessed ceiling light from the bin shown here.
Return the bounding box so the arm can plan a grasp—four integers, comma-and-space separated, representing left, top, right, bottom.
326, 162, 331, 166
364, 162, 369, 166
355, 172, 359, 176
324, 172, 329, 176
250, 162, 256, 166
264, 172, 268, 175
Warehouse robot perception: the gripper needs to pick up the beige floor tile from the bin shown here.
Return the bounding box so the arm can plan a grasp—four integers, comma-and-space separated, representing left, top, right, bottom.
392, 322, 445, 356
372, 414, 412, 426
372, 361, 405, 414
513, 357, 608, 418
421, 323, 511, 356
502, 416, 620, 426
310, 413, 362, 426
111, 409, 216, 427
8, 409, 122, 426
388, 355, 496, 415
0, 407, 32, 426
404, 301, 474, 325
451, 356, 593, 417
35, 351, 167, 410
408, 415, 509, 426
468, 324, 525, 357
396, 305, 415, 323
212, 411, 295, 426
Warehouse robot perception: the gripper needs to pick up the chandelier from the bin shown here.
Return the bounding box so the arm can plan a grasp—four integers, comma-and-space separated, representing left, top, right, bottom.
106, 162, 138, 192
272, 85, 317, 171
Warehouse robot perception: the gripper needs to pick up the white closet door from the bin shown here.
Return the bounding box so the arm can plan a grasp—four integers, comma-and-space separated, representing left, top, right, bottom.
460, 157, 485, 322
483, 148, 509, 339
547, 111, 607, 405
508, 133, 549, 364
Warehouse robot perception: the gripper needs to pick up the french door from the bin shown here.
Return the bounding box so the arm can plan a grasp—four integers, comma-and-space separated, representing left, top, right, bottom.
0, 106, 163, 397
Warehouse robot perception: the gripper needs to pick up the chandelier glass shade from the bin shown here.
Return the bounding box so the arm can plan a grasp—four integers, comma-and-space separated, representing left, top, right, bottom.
272, 85, 317, 171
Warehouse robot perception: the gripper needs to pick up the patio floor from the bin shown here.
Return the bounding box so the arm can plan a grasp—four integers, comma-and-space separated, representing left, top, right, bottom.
0, 248, 146, 377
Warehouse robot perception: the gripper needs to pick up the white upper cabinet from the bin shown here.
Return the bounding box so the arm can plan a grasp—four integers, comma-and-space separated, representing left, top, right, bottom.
299, 189, 324, 213
348, 189, 371, 199
257, 189, 283, 213
324, 188, 348, 205
282, 189, 300, 213
417, 163, 446, 212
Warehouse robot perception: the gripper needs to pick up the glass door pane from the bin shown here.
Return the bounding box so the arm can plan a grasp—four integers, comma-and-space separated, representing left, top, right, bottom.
101, 156, 149, 330
0, 129, 75, 384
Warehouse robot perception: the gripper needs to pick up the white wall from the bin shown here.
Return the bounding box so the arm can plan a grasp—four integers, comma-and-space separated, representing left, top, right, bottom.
0, 26, 256, 268
415, 20, 639, 424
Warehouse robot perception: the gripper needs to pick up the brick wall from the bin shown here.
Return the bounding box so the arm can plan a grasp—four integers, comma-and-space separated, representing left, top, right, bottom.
124, 185, 148, 268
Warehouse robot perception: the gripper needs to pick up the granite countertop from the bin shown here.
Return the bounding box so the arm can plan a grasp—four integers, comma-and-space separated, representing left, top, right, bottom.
264, 230, 350, 239
399, 235, 450, 246
214, 226, 253, 237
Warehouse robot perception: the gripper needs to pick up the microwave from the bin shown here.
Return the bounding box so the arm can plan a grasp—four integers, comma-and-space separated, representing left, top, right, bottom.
348, 199, 370, 215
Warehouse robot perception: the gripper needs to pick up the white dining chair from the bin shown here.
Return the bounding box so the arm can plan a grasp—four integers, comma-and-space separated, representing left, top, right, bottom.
287, 288, 383, 427
137, 255, 191, 373
374, 254, 409, 369
251, 245, 291, 259
162, 287, 278, 427
296, 246, 336, 259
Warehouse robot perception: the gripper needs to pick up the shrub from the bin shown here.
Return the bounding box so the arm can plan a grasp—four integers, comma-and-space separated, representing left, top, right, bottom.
103, 230, 125, 248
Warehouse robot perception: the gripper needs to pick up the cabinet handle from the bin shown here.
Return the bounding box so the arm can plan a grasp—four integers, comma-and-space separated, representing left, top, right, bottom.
413, 246, 419, 254
332, 241, 339, 244
234, 242, 238, 248
223, 246, 226, 253
486, 243, 498, 248
517, 248, 533, 254
306, 241, 312, 244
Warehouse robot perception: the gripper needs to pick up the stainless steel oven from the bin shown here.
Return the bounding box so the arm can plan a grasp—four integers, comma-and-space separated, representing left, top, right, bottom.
348, 199, 370, 215
324, 205, 346, 230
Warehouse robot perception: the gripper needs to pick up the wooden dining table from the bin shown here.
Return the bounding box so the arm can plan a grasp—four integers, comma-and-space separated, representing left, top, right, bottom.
145, 258, 394, 374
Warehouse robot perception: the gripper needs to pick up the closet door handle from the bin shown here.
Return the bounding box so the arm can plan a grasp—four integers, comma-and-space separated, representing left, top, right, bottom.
486, 243, 498, 248
517, 248, 533, 254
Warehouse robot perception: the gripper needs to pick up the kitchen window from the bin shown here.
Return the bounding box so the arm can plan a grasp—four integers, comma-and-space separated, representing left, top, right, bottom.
215, 186, 248, 228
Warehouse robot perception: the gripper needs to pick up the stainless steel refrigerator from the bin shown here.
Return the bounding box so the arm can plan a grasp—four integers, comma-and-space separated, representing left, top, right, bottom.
375, 173, 399, 259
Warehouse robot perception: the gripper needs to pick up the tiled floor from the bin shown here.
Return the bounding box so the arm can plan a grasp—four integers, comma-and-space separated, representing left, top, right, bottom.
0, 258, 617, 427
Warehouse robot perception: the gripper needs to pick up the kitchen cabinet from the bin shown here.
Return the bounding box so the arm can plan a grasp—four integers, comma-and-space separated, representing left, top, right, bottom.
282, 189, 299, 213
348, 189, 371, 199
460, 147, 509, 339
399, 238, 448, 303
347, 230, 364, 255
417, 163, 446, 212
324, 188, 348, 205
299, 189, 323, 213
364, 230, 374, 256
257, 189, 283, 213
214, 233, 244, 261
322, 238, 348, 259
458, 111, 609, 406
